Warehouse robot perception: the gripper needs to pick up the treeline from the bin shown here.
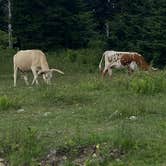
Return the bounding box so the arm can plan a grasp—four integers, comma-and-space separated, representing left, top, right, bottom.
0, 0, 165, 66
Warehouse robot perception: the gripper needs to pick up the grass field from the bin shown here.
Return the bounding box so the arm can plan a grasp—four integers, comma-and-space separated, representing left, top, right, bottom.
0, 49, 166, 166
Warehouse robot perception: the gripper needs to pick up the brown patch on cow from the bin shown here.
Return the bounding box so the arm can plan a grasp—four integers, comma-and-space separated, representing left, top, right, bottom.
120, 54, 133, 66
120, 53, 149, 70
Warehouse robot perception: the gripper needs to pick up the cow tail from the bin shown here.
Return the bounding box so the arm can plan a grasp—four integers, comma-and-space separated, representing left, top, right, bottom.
99, 53, 105, 72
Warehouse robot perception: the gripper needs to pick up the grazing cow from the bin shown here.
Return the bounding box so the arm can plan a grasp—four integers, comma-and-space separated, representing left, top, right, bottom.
99, 50, 156, 79
13, 49, 64, 87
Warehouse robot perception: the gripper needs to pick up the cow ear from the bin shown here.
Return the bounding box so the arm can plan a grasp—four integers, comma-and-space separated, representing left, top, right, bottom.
38, 70, 44, 75
38, 70, 49, 75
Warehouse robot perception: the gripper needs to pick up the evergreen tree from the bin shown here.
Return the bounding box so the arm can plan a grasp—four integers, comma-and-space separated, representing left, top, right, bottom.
0, 0, 165, 67
12, 0, 96, 49
0, 0, 7, 31
107, 0, 166, 67
86, 0, 117, 36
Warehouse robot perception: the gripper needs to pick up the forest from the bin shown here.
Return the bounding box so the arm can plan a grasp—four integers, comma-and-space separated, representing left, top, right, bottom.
0, 0, 165, 66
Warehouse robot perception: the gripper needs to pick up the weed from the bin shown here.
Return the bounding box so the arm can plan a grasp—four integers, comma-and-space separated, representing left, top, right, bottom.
130, 72, 166, 94
0, 95, 20, 111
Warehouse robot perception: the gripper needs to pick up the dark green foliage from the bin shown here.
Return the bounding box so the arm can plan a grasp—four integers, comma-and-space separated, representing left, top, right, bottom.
0, 95, 20, 111
107, 0, 166, 67
0, 30, 8, 48
0, 0, 165, 66
130, 71, 166, 94
0, 0, 8, 31
12, 0, 96, 50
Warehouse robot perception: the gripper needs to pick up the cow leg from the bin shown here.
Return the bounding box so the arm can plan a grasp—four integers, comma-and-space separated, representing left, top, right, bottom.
102, 62, 111, 79
127, 66, 131, 75
14, 64, 18, 87
31, 67, 39, 85
23, 75, 29, 85
108, 68, 113, 79
129, 61, 137, 74
102, 68, 108, 79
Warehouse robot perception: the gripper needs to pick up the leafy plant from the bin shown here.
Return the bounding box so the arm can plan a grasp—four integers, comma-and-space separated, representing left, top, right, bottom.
130, 72, 166, 94
0, 95, 20, 111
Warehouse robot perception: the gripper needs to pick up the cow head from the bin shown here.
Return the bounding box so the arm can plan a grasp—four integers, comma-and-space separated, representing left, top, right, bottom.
38, 69, 64, 84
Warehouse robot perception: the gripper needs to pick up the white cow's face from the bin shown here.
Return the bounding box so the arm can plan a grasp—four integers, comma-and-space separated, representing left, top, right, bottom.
43, 71, 53, 84
129, 61, 138, 71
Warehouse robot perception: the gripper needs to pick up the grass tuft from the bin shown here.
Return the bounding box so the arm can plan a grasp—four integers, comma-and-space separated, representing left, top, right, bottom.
0, 95, 21, 111
0, 126, 43, 166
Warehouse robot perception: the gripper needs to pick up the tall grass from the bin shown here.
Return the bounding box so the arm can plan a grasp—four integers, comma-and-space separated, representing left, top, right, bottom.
0, 126, 43, 166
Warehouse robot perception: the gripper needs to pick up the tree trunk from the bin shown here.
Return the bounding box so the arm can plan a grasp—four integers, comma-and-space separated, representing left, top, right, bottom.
105, 22, 110, 38
8, 0, 13, 48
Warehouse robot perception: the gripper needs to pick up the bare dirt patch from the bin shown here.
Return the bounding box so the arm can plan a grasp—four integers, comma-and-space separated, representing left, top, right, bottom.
40, 144, 125, 166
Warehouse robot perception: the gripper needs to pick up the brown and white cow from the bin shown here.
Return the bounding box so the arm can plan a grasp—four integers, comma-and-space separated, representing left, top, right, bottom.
99, 50, 156, 79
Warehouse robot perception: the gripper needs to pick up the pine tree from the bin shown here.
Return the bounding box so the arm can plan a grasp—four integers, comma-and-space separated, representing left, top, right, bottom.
107, 0, 166, 67
12, 0, 96, 49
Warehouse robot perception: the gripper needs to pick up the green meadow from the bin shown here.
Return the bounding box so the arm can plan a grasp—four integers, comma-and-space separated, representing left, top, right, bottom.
0, 49, 166, 166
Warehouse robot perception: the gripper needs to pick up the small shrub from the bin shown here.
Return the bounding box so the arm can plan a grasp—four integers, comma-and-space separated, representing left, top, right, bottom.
130, 72, 166, 95
0, 96, 20, 111
0, 96, 11, 110
130, 77, 154, 94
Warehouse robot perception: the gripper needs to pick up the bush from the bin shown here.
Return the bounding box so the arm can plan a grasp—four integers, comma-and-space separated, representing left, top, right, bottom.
130, 72, 166, 95
0, 96, 20, 111
130, 77, 154, 94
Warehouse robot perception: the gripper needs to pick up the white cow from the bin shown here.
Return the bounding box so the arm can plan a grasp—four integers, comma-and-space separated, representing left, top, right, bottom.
13, 49, 64, 86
